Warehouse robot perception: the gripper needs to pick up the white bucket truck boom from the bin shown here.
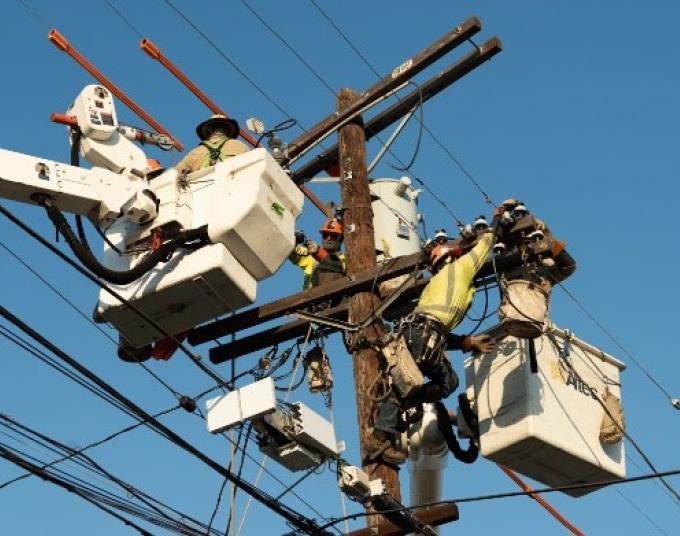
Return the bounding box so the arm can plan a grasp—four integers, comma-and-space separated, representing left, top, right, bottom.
0, 85, 303, 350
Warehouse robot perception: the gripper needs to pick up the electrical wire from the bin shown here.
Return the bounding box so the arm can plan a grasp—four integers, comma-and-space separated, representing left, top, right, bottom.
0, 414, 216, 535
0, 405, 178, 491
0, 204, 229, 389
102, 0, 143, 38
0, 302, 327, 534
0, 240, 182, 400
553, 279, 676, 406
0, 444, 158, 536
239, 0, 335, 95
163, 0, 297, 123
311, 468, 680, 535
545, 330, 680, 506
206, 423, 247, 534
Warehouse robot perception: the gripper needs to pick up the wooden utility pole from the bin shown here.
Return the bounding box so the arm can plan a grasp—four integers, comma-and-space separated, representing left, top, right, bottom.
337, 87, 401, 519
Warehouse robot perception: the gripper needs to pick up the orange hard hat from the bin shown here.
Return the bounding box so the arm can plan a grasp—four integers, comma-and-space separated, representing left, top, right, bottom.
429, 241, 464, 273
319, 217, 343, 237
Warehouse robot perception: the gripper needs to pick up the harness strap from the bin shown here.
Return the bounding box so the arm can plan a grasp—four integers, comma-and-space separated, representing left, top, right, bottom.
200, 139, 228, 165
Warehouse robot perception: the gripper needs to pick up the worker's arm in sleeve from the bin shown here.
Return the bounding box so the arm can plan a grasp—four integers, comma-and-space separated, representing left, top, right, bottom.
222, 139, 249, 158
455, 232, 494, 282
174, 146, 202, 175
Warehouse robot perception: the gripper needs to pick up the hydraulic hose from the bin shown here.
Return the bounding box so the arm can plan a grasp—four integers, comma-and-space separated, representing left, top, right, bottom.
41, 199, 208, 285
434, 400, 479, 464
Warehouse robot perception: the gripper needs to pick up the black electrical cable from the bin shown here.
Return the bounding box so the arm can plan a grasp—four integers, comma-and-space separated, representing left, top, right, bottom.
311, 468, 680, 535
0, 303, 328, 535
0, 239, 182, 399
0, 414, 202, 529
0, 405, 178, 491
0, 203, 228, 387
206, 423, 247, 534
388, 81, 424, 173
0, 444, 155, 536
0, 324, 137, 419
0, 440, 211, 536
222, 422, 253, 535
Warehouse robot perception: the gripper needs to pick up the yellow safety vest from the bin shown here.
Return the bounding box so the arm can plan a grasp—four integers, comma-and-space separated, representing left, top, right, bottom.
415, 232, 493, 330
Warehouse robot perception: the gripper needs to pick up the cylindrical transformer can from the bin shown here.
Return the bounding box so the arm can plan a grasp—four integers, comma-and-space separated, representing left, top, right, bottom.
369, 177, 421, 259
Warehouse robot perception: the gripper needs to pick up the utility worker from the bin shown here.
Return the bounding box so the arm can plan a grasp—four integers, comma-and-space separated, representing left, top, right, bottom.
117, 115, 248, 363
367, 208, 503, 465
175, 114, 249, 175
289, 216, 347, 291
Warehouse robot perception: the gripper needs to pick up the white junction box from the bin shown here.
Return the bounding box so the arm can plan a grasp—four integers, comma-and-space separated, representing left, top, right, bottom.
465, 324, 626, 496
206, 377, 277, 434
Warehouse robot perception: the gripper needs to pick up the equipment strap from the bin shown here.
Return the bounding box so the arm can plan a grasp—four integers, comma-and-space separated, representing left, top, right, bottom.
200, 139, 228, 165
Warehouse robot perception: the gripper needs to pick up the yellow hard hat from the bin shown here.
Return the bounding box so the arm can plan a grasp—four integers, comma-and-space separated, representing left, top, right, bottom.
196, 114, 239, 140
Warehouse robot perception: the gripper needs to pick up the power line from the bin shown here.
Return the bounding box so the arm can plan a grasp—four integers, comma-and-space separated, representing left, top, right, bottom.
0, 240, 182, 400
102, 0, 143, 38
162, 0, 296, 123
0, 414, 216, 535
312, 468, 680, 535
0, 203, 229, 389
555, 280, 676, 405
0, 302, 328, 534
239, 0, 335, 95
0, 444, 156, 535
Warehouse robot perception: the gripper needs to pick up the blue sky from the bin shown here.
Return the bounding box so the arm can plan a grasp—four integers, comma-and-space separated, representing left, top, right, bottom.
0, 1, 678, 534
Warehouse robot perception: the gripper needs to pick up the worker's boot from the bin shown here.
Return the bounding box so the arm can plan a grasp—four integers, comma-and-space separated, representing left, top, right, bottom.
364, 429, 406, 466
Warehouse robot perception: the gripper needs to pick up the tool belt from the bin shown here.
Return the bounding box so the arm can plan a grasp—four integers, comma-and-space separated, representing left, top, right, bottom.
403, 314, 449, 366
381, 332, 423, 398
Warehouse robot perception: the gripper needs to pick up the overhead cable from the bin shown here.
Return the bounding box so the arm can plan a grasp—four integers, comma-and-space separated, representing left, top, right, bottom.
311, 468, 680, 535
0, 414, 215, 534
0, 240, 182, 400
0, 444, 156, 536
0, 303, 327, 535
0, 204, 229, 389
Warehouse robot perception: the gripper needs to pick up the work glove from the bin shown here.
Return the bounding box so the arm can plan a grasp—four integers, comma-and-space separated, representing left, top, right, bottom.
305, 240, 320, 254
293, 245, 309, 256
295, 230, 306, 245
462, 334, 495, 354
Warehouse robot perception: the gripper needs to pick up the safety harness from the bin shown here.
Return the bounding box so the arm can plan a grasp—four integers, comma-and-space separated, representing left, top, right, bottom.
200, 139, 228, 166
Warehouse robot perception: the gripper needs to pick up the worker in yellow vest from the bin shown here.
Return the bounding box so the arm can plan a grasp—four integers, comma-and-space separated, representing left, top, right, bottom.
367, 208, 502, 465
175, 114, 249, 175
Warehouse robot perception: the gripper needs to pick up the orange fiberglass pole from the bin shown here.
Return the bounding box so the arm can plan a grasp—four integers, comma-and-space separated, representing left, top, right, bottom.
140, 38, 331, 217
48, 29, 184, 152
497, 465, 585, 536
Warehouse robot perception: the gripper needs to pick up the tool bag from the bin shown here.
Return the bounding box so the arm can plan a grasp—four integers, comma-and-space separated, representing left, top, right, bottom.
498, 279, 549, 339
381, 333, 424, 398
600, 390, 626, 444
